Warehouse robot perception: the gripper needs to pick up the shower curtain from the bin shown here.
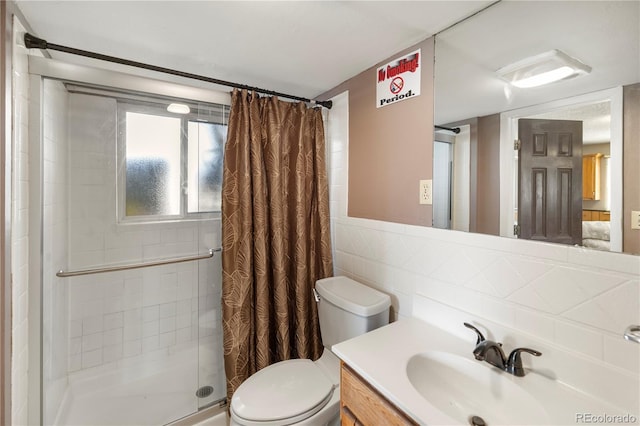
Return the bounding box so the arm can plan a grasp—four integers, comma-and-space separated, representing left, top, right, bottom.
221, 89, 333, 401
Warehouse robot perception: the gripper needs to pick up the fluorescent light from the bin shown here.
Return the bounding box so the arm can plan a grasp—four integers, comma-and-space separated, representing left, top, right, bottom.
512, 66, 575, 88
167, 103, 190, 114
497, 49, 591, 88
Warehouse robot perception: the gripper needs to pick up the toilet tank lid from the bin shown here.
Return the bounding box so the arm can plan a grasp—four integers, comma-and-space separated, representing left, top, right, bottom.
316, 276, 390, 316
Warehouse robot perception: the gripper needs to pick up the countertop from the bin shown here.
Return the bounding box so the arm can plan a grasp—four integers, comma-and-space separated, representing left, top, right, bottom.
332, 318, 633, 425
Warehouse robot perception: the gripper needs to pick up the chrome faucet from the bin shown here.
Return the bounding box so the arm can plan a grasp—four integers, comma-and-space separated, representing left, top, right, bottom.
624, 325, 640, 344
464, 322, 541, 377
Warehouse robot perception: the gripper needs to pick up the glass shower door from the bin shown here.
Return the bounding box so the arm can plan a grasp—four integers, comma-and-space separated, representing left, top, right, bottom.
39, 76, 226, 425
196, 247, 226, 409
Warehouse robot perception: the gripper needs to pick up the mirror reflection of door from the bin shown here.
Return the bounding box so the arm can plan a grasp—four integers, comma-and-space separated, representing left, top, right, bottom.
433, 141, 453, 229
517, 118, 583, 245
433, 125, 470, 231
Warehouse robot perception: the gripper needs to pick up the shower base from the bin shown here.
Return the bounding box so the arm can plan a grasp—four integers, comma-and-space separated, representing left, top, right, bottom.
53, 342, 224, 425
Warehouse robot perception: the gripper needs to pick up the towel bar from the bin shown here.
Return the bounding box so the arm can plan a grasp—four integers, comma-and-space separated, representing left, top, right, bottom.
57, 247, 222, 278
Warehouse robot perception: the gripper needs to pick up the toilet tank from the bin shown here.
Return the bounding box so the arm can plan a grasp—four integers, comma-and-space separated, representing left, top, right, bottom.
315, 276, 391, 349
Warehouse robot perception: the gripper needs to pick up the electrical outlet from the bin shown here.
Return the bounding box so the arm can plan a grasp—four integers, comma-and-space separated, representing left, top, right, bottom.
419, 179, 432, 205
632, 211, 640, 230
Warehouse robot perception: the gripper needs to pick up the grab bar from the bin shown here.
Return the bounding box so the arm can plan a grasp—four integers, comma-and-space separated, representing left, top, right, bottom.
56, 248, 222, 278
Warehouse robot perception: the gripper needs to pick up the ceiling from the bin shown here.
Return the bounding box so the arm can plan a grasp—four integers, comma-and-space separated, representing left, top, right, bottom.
434, 1, 640, 133
16, 1, 638, 144
15, 1, 494, 100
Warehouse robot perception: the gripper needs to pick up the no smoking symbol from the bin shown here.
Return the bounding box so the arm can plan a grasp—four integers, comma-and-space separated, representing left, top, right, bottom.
390, 77, 404, 94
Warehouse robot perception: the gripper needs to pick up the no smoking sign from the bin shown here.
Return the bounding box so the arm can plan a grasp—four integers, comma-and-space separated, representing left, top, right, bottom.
376, 49, 421, 108
390, 77, 404, 94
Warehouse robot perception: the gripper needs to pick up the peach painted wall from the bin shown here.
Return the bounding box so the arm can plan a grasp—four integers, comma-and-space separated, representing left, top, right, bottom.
623, 84, 640, 254
476, 114, 500, 235
322, 38, 434, 227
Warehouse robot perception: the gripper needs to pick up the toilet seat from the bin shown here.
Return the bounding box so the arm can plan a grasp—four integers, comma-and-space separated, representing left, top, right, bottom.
231, 359, 335, 426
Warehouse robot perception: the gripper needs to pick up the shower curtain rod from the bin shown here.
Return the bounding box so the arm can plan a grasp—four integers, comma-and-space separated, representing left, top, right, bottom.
24, 33, 333, 109
434, 125, 461, 134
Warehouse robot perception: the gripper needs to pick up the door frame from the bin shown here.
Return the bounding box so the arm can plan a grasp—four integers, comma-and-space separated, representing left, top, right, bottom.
499, 87, 623, 252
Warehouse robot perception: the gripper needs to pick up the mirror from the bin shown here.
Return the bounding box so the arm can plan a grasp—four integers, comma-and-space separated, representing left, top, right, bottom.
434, 0, 639, 255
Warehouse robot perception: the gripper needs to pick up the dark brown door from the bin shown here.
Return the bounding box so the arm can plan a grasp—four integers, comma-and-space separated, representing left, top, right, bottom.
518, 119, 582, 245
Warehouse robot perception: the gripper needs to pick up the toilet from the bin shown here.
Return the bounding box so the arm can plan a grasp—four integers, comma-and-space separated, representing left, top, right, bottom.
230, 276, 391, 426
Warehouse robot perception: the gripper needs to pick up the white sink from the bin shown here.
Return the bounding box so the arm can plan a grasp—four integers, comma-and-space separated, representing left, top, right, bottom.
406, 351, 550, 425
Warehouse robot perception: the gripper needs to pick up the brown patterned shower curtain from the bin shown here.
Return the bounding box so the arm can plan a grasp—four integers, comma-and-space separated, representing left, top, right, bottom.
221, 89, 333, 401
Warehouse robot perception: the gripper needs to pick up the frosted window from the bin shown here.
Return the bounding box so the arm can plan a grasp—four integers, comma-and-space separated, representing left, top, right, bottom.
125, 112, 181, 216
119, 101, 227, 221
187, 122, 226, 213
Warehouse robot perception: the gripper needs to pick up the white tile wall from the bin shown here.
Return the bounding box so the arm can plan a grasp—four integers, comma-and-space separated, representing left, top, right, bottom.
11, 17, 30, 426
326, 91, 640, 412
64, 92, 223, 386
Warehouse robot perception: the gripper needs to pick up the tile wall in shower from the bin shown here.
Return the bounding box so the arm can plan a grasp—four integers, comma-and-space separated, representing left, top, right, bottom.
64, 93, 221, 374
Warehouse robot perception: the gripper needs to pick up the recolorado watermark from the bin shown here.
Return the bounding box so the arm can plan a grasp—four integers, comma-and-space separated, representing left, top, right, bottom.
576, 413, 638, 424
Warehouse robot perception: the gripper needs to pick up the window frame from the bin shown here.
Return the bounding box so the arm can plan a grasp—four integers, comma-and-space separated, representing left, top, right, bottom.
116, 100, 227, 224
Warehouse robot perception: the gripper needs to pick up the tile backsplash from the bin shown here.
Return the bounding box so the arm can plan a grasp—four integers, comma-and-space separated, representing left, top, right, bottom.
326, 91, 639, 410
331, 216, 639, 369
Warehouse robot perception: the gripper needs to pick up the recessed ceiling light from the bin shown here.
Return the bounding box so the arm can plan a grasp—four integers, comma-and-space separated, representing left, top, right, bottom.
167, 103, 190, 114
497, 49, 591, 88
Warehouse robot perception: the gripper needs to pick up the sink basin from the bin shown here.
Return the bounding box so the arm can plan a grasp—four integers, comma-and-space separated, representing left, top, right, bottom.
406, 351, 549, 425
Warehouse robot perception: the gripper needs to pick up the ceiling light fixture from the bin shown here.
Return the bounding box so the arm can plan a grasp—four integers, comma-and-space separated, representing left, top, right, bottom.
496, 49, 591, 88
167, 103, 191, 114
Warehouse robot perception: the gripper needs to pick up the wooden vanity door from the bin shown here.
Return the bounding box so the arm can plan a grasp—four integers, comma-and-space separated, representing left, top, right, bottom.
340, 362, 416, 426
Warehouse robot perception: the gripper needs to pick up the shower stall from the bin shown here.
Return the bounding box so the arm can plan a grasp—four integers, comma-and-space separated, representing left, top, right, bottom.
31, 57, 228, 425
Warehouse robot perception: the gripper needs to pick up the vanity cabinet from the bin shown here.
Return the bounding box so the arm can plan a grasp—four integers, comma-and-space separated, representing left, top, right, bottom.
340, 362, 417, 426
582, 153, 603, 200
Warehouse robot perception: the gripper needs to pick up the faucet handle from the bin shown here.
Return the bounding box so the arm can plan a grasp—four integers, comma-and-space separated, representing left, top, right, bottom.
506, 347, 542, 377
464, 322, 486, 345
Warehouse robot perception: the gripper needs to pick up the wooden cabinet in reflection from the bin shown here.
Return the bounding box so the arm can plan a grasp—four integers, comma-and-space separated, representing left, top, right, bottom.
582, 153, 603, 200
582, 210, 610, 221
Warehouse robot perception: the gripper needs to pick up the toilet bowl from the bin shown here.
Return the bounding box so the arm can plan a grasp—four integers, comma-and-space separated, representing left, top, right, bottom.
229, 276, 391, 426
230, 350, 340, 426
